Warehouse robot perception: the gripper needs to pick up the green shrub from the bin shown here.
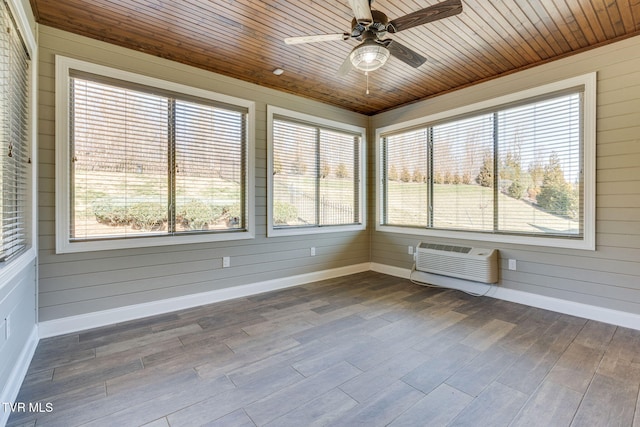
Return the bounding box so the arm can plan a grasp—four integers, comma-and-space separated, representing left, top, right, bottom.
273, 201, 298, 225
178, 199, 214, 230
129, 202, 166, 231
536, 153, 578, 218
222, 203, 242, 227
507, 180, 525, 199
537, 183, 577, 217
92, 199, 128, 226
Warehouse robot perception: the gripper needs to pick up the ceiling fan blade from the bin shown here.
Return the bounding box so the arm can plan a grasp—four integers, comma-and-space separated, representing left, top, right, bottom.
348, 0, 373, 25
337, 54, 353, 76
284, 33, 350, 45
387, 0, 462, 33
386, 40, 427, 68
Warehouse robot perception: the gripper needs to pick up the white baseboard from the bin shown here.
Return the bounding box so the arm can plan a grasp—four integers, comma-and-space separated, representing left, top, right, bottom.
1, 325, 38, 427
371, 262, 640, 330
38, 261, 640, 339
38, 262, 371, 338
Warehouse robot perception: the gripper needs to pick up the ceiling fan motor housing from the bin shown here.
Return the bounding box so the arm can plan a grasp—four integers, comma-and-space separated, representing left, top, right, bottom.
351, 10, 389, 39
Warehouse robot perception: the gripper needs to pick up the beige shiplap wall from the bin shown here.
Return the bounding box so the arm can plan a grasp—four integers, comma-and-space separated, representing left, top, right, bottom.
370, 35, 640, 316
37, 26, 370, 322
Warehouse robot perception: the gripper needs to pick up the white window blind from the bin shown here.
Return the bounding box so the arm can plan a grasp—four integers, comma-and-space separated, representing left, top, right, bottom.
381, 89, 584, 239
0, 2, 29, 262
175, 100, 246, 231
432, 114, 495, 232
496, 93, 581, 235
382, 128, 429, 227
69, 74, 247, 242
272, 117, 361, 229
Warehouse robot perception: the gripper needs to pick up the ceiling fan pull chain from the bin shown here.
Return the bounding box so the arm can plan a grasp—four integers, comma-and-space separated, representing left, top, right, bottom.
365, 71, 370, 95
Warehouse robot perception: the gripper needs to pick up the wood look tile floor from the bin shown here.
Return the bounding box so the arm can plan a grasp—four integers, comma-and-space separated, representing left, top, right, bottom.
8, 272, 640, 426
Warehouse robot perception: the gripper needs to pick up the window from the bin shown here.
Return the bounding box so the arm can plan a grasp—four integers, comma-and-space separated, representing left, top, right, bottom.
1, 2, 30, 263
377, 74, 595, 250
267, 106, 365, 236
56, 57, 255, 253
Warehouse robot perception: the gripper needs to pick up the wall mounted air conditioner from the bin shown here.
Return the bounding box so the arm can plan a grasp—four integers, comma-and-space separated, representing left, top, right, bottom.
415, 242, 499, 284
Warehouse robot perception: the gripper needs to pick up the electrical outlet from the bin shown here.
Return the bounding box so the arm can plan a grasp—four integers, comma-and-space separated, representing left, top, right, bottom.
508, 259, 517, 271
222, 256, 230, 268
408, 246, 414, 255
310, 247, 316, 256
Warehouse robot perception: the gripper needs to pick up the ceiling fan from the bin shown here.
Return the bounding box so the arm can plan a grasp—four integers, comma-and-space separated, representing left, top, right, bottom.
284, 0, 463, 75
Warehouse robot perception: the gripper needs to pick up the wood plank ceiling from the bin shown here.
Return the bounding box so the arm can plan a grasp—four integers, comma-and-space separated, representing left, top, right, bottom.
30, 0, 640, 115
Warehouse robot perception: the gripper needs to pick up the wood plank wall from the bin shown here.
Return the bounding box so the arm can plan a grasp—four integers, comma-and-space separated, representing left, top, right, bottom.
370, 35, 640, 317
36, 26, 370, 322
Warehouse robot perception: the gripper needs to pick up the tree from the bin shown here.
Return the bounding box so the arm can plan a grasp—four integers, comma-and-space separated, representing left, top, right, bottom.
508, 181, 525, 199
444, 171, 453, 184
273, 156, 283, 175
291, 152, 307, 175
388, 164, 399, 181
501, 150, 522, 181
400, 166, 411, 183
537, 153, 578, 217
502, 150, 523, 199
335, 163, 348, 178
320, 162, 330, 178
462, 171, 472, 185
527, 161, 544, 200
412, 168, 425, 183
476, 152, 493, 187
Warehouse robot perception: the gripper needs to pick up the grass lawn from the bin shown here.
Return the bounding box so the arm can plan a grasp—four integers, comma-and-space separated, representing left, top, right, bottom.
386, 181, 579, 235
273, 174, 357, 225
72, 170, 242, 238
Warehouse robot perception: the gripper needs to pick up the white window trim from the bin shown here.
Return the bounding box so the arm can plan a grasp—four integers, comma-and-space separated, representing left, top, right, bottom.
0, 0, 38, 286
55, 56, 256, 254
375, 73, 596, 251
267, 105, 366, 237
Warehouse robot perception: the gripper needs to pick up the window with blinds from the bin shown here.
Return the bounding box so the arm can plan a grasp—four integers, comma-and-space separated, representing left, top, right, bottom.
68, 73, 248, 242
0, 2, 30, 263
380, 88, 585, 240
269, 108, 364, 235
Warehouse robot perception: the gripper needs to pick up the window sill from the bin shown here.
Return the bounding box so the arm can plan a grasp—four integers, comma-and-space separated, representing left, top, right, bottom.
376, 224, 594, 251
56, 230, 255, 254
0, 247, 36, 290
268, 224, 365, 238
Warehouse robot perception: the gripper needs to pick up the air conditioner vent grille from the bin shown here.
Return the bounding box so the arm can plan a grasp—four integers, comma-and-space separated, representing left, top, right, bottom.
415, 242, 498, 284
419, 243, 471, 254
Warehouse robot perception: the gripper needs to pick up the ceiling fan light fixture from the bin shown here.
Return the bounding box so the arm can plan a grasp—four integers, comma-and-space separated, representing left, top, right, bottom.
349, 42, 390, 72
